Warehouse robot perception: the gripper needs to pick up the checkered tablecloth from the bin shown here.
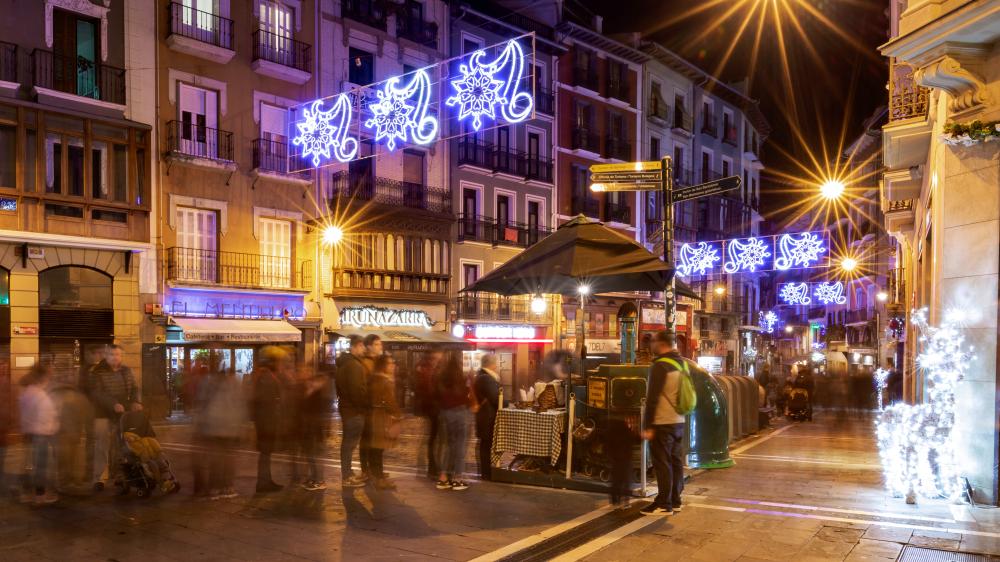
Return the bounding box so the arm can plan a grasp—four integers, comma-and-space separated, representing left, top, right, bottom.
491, 408, 567, 466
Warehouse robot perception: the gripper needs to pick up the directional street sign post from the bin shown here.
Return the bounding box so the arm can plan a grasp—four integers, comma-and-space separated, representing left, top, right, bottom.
589, 159, 742, 333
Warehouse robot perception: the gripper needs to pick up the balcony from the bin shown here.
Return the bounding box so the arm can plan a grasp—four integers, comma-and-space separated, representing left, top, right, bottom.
524, 155, 553, 183
166, 120, 235, 169
457, 138, 493, 169
329, 170, 450, 214
251, 138, 310, 184
606, 80, 629, 103
572, 196, 600, 218
30, 49, 125, 108
166, 2, 235, 64
252, 30, 311, 84
604, 200, 631, 224
571, 65, 598, 91
396, 16, 438, 49
648, 99, 670, 124
572, 128, 600, 153
333, 268, 449, 302
458, 215, 552, 248
0, 41, 15, 85
845, 308, 873, 325
888, 267, 906, 306
492, 146, 521, 176
455, 293, 556, 323
603, 136, 631, 161
672, 107, 692, 133
701, 116, 718, 137
723, 127, 739, 146
166, 247, 310, 291
456, 139, 553, 184
534, 87, 555, 116
884, 198, 914, 236
342, 0, 387, 31
888, 60, 928, 123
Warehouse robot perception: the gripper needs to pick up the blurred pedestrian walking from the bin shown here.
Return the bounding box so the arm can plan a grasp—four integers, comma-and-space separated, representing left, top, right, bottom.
413, 350, 443, 479
473, 354, 501, 482
251, 346, 288, 493
294, 366, 331, 491
335, 336, 369, 489
359, 334, 382, 480
369, 355, 401, 490
193, 356, 247, 499
436, 356, 470, 491
19, 362, 59, 504
88, 344, 140, 490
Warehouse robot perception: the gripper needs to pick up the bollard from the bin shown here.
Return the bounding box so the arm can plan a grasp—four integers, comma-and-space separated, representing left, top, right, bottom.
565, 392, 575, 480
686, 367, 734, 468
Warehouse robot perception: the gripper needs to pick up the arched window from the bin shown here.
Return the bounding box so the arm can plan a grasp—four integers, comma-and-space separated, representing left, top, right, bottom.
375, 234, 385, 270
431, 241, 440, 273
423, 239, 432, 273
442, 242, 449, 274
396, 236, 405, 271
39, 266, 113, 309
386, 234, 395, 270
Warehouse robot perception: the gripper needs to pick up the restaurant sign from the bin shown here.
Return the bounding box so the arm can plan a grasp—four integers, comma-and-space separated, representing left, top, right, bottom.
340, 306, 434, 330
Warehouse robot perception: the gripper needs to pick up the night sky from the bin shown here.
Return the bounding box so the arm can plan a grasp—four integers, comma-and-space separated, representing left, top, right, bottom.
576, 0, 889, 220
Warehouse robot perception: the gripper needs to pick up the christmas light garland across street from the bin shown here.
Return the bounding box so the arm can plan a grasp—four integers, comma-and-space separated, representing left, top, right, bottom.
876, 308, 972, 503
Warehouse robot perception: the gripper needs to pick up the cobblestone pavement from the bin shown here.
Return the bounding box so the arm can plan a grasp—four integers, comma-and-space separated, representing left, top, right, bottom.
3, 411, 1000, 561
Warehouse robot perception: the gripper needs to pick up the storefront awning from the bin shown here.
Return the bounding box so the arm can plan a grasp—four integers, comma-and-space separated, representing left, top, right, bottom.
327, 328, 472, 350
170, 317, 302, 343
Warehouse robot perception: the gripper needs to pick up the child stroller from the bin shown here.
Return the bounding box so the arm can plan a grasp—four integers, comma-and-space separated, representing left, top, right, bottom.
786, 388, 811, 422
114, 411, 180, 497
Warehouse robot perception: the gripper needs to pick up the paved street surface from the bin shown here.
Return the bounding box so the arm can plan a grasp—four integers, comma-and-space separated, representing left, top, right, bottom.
2, 412, 1000, 561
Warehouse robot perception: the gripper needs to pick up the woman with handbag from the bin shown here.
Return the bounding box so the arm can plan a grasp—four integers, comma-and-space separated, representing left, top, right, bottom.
368, 355, 401, 490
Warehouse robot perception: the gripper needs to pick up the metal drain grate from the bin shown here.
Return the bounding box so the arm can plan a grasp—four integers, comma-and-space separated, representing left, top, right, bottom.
900, 545, 995, 562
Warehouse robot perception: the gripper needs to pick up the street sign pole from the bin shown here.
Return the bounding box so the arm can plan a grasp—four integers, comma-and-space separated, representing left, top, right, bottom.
661, 156, 676, 332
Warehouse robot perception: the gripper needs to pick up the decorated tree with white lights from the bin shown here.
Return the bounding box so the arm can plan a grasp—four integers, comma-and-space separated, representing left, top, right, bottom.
876, 309, 971, 503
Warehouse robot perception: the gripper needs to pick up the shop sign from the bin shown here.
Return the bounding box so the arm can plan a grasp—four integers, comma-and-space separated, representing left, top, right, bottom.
586, 338, 621, 354
13, 325, 38, 336
641, 307, 687, 331
473, 325, 536, 340
697, 355, 724, 374
164, 288, 306, 320
340, 306, 434, 329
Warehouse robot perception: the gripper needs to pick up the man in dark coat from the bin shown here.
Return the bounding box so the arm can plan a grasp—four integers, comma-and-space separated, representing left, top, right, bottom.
413, 350, 443, 479
252, 346, 287, 493
473, 354, 501, 481
335, 336, 369, 488
88, 344, 140, 487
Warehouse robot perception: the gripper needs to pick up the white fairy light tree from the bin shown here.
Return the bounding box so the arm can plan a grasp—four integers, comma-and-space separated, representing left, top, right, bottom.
876, 308, 971, 503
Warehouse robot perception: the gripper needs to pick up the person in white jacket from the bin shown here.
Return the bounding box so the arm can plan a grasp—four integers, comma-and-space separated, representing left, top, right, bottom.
19, 362, 59, 504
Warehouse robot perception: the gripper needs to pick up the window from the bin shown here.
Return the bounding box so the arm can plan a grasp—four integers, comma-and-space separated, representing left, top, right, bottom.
349, 47, 374, 84
650, 81, 663, 115
39, 266, 112, 308
180, 0, 221, 42
527, 131, 540, 160
175, 206, 218, 283
722, 158, 730, 178
496, 194, 511, 226
701, 151, 711, 181
53, 9, 101, 99
649, 137, 660, 161
403, 149, 424, 185
673, 146, 684, 179
348, 140, 374, 195
462, 187, 479, 235
572, 165, 588, 198
178, 83, 219, 158
259, 103, 288, 169
723, 111, 731, 134
702, 101, 713, 128
462, 263, 480, 289
574, 102, 591, 129
463, 38, 482, 54
0, 125, 13, 188
259, 0, 294, 65
259, 217, 292, 288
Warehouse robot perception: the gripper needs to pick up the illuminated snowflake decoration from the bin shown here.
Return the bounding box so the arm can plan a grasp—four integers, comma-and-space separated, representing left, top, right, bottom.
364, 70, 437, 151
724, 237, 771, 273
758, 311, 778, 334
813, 281, 847, 305
877, 308, 971, 501
677, 242, 721, 277
874, 368, 890, 411
446, 39, 532, 132
778, 282, 812, 306
774, 232, 827, 270
292, 96, 358, 167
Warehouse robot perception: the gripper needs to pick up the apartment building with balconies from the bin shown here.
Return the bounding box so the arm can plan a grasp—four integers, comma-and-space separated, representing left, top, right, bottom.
152, 0, 319, 413
0, 0, 155, 393
879, 0, 1000, 504
446, 1, 564, 389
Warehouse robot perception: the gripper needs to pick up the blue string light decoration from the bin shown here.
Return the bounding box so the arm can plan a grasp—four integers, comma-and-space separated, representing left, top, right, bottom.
774, 232, 827, 270
813, 281, 847, 305
778, 282, 812, 305
723, 237, 772, 273
292, 96, 358, 167
446, 39, 533, 131
759, 311, 778, 333
364, 69, 438, 150
677, 241, 721, 277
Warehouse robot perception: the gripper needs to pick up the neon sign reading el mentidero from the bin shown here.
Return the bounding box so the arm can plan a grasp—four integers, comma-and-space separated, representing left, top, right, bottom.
340, 306, 434, 330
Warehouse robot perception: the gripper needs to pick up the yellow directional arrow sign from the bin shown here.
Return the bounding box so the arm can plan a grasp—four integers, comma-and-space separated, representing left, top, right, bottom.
589, 160, 661, 174
590, 182, 660, 192
590, 170, 663, 183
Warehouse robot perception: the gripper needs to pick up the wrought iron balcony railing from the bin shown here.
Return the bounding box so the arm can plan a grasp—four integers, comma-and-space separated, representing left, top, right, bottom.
166, 120, 234, 161
885, 198, 913, 213
535, 87, 555, 115
252, 138, 309, 175
329, 170, 450, 214
572, 128, 600, 153
572, 196, 600, 217
31, 49, 125, 105
603, 136, 631, 161
572, 65, 598, 91
0, 41, 15, 83
166, 247, 309, 290
253, 29, 310, 72
333, 267, 449, 297
889, 59, 928, 123
457, 214, 551, 248
604, 200, 631, 224
168, 2, 234, 50
606, 79, 629, 103
456, 139, 553, 184
455, 292, 557, 323
524, 155, 553, 183
396, 16, 437, 49
342, 0, 387, 30
888, 267, 906, 305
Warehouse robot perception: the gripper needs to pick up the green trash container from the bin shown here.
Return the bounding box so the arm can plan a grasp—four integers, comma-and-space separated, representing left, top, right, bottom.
686, 366, 734, 468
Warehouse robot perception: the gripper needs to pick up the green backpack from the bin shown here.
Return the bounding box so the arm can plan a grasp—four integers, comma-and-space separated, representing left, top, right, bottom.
655, 357, 698, 415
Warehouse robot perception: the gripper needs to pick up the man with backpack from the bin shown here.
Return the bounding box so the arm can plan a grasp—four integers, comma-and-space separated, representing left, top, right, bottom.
641, 330, 695, 516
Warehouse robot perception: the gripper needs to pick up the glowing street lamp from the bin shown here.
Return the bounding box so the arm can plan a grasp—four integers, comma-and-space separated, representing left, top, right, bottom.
323, 225, 344, 246
784, 325, 794, 334
530, 294, 548, 314
840, 256, 858, 272
577, 284, 591, 296
714, 285, 727, 296
819, 179, 846, 200
877, 291, 888, 302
